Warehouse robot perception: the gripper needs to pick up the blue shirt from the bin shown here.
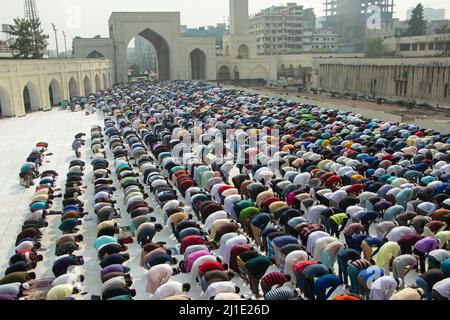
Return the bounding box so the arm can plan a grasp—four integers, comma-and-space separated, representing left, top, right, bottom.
94, 236, 118, 250
314, 274, 341, 291
358, 266, 384, 282
272, 235, 299, 248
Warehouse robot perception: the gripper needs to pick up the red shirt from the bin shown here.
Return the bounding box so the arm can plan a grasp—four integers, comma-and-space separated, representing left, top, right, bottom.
198, 260, 224, 274
293, 260, 317, 274
180, 235, 205, 254
218, 185, 234, 195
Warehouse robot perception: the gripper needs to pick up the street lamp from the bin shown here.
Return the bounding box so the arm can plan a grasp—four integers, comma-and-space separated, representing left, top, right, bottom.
51, 23, 59, 58
62, 30, 68, 58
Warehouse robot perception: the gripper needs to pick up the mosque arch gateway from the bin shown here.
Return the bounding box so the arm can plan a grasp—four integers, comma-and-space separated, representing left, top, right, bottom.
128, 28, 171, 81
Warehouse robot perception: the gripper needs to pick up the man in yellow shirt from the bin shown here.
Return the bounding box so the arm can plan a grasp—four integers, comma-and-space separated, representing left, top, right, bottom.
46, 284, 80, 300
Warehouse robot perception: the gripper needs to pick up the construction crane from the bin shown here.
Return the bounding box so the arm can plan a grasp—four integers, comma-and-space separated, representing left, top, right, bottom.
24, 0, 39, 21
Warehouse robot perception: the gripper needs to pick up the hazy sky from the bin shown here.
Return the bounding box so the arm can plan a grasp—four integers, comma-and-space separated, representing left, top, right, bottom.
1, 0, 449, 51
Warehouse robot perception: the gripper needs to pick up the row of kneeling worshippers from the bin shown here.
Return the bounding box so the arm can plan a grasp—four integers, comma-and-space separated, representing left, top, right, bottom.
18, 143, 49, 188
91, 81, 449, 300
7, 80, 448, 301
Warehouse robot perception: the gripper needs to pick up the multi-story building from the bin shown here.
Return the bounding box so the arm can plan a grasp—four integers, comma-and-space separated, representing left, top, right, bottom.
323, 0, 395, 53
303, 8, 316, 32
249, 3, 304, 55
303, 30, 339, 52
182, 23, 227, 48
383, 33, 450, 57
407, 7, 445, 22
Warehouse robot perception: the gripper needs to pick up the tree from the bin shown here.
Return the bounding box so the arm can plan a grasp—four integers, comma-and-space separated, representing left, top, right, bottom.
8, 17, 49, 58
435, 25, 450, 35
406, 4, 427, 36
365, 38, 386, 57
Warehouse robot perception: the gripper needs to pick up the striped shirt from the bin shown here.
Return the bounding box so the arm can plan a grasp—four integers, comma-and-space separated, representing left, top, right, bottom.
299, 224, 324, 239
264, 287, 295, 300
261, 272, 288, 289
350, 259, 372, 270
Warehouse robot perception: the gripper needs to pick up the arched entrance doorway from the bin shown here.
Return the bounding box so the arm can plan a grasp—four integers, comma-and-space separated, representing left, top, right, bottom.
127, 29, 170, 81
86, 50, 104, 59
218, 66, 231, 81
190, 49, 206, 80
95, 74, 101, 92
68, 77, 79, 99
23, 82, 41, 113
49, 79, 62, 107
234, 66, 240, 80
83, 76, 92, 96
0, 85, 13, 117
250, 65, 269, 80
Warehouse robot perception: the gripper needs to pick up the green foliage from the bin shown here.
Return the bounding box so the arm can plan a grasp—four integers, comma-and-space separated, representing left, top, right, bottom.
435, 25, 450, 35
406, 4, 427, 36
8, 17, 49, 59
365, 38, 386, 57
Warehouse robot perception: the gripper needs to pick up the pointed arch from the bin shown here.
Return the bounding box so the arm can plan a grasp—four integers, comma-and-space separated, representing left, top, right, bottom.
133, 28, 171, 80
238, 44, 249, 59
102, 73, 107, 89
83, 75, 92, 96
48, 79, 63, 106
218, 65, 231, 81
68, 77, 79, 99
0, 84, 13, 117
189, 48, 206, 80
250, 65, 269, 80
287, 64, 295, 77
23, 81, 41, 113
86, 50, 104, 59
95, 74, 101, 92
233, 66, 240, 80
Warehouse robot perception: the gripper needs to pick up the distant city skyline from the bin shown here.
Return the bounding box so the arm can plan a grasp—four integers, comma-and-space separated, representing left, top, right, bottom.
0, 0, 449, 51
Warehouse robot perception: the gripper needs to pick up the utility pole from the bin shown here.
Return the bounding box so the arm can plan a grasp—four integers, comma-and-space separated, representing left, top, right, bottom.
51, 23, 59, 58
62, 30, 68, 58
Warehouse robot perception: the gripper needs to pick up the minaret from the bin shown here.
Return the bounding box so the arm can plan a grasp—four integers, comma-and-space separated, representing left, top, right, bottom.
229, 0, 249, 34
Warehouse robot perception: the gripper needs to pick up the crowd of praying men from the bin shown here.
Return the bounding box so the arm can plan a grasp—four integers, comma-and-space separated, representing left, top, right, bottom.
1, 79, 450, 300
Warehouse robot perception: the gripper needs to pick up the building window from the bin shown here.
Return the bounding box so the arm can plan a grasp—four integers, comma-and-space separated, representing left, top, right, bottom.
237, 44, 249, 59
399, 44, 410, 51
419, 43, 426, 51
429, 43, 435, 50
412, 44, 418, 51
435, 42, 444, 50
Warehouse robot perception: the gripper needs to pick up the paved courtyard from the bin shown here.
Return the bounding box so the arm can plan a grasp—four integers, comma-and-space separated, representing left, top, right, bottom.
0, 105, 423, 300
